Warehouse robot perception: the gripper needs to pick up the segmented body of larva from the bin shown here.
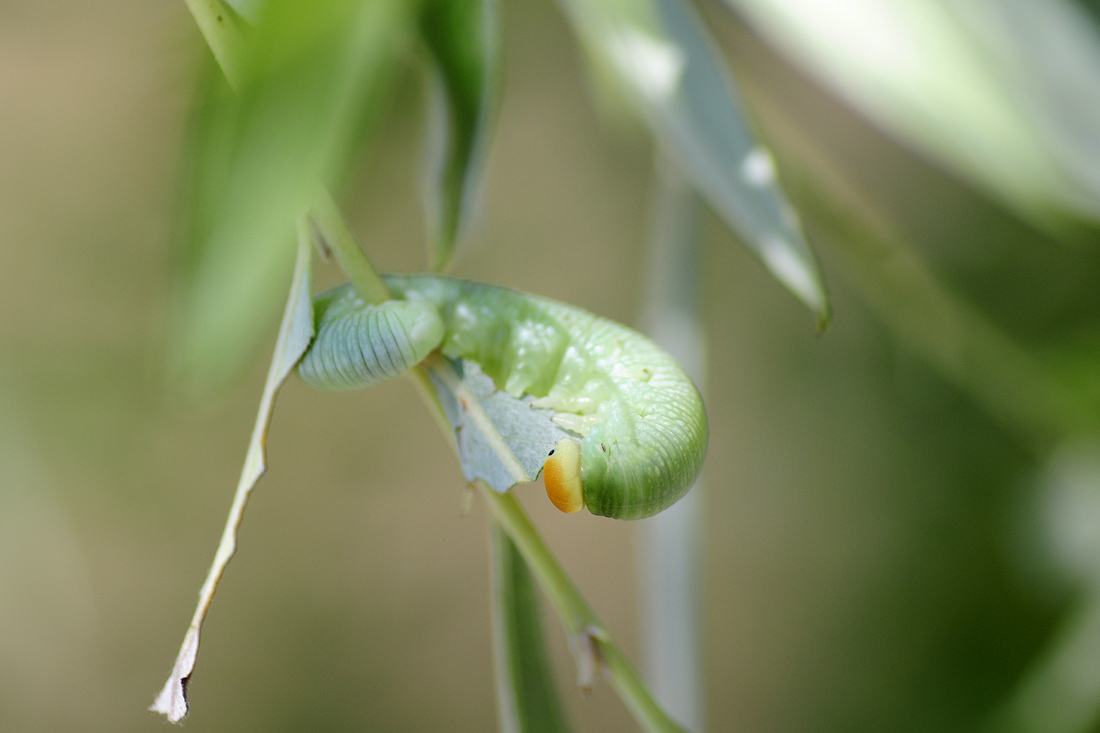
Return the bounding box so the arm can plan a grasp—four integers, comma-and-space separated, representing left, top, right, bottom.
297, 275, 707, 519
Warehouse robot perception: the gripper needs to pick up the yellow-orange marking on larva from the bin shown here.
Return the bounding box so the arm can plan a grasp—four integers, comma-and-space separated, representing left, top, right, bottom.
544, 439, 584, 513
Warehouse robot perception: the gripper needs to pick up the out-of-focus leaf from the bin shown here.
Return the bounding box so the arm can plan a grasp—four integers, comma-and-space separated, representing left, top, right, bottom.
773, 116, 1095, 449
428, 358, 568, 492
172, 0, 415, 392
184, 0, 249, 86
152, 229, 313, 723
721, 0, 1100, 225
990, 598, 1100, 733
420, 0, 500, 271
556, 0, 829, 324
636, 160, 706, 732
222, 0, 263, 23
958, 0, 1100, 218
490, 522, 572, 733
988, 444, 1100, 733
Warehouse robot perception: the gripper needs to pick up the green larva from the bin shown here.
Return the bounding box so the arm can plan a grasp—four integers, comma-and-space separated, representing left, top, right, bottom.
297, 275, 707, 520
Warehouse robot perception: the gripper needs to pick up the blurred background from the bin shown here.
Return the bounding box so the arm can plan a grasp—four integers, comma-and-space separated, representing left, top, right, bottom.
4, 0, 1100, 730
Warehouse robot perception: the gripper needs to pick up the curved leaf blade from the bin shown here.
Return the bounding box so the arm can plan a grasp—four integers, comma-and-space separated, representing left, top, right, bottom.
723, 0, 1100, 226
420, 0, 501, 271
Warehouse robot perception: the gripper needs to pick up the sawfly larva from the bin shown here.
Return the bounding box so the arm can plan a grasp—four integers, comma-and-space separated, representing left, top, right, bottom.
297, 275, 707, 520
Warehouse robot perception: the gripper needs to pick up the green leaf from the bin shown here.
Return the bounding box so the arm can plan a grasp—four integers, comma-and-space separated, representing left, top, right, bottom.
491, 522, 572, 733
172, 0, 415, 392
152, 226, 313, 723
420, 0, 500, 271
782, 142, 1094, 449
723, 0, 1100, 226
555, 0, 829, 324
428, 358, 569, 492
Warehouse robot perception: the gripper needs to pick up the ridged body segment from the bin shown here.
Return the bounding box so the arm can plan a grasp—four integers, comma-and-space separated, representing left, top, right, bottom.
297, 296, 444, 391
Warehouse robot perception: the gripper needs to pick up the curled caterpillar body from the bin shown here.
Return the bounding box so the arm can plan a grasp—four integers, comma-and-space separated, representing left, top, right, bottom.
299, 276, 707, 520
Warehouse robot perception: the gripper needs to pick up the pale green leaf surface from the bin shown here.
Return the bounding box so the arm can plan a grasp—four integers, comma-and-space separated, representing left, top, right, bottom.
420, 0, 500, 270
491, 523, 572, 733
429, 359, 568, 493
152, 231, 313, 724
723, 0, 1100, 225
955, 0, 1100, 219
557, 0, 829, 322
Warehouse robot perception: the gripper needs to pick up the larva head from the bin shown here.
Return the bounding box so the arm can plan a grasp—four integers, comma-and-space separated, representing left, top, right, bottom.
543, 439, 583, 513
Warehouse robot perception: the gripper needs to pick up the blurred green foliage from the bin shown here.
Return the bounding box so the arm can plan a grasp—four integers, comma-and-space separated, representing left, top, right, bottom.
4, 0, 1100, 731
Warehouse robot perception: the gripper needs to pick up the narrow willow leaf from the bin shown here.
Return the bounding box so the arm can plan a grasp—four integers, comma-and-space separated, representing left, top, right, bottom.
555, 0, 829, 323
428, 358, 569, 492
491, 522, 572, 733
420, 0, 500, 270
151, 228, 313, 724
172, 0, 413, 391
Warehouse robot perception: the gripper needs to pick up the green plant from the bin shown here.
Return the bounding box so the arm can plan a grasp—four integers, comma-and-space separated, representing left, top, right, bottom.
150, 0, 819, 729
148, 1, 1100, 731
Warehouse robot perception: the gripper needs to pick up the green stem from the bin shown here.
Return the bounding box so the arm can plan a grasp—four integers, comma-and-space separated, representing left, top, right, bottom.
479, 485, 688, 733
408, 362, 454, 447
308, 187, 394, 306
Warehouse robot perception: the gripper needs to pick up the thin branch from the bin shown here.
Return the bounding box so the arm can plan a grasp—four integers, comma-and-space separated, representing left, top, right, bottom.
308, 186, 393, 306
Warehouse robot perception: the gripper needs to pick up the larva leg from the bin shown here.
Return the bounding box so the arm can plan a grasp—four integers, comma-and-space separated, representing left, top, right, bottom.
543, 438, 584, 513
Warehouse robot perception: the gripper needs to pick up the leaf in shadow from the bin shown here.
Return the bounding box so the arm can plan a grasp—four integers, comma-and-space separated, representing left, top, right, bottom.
420, 0, 501, 271
151, 227, 313, 724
